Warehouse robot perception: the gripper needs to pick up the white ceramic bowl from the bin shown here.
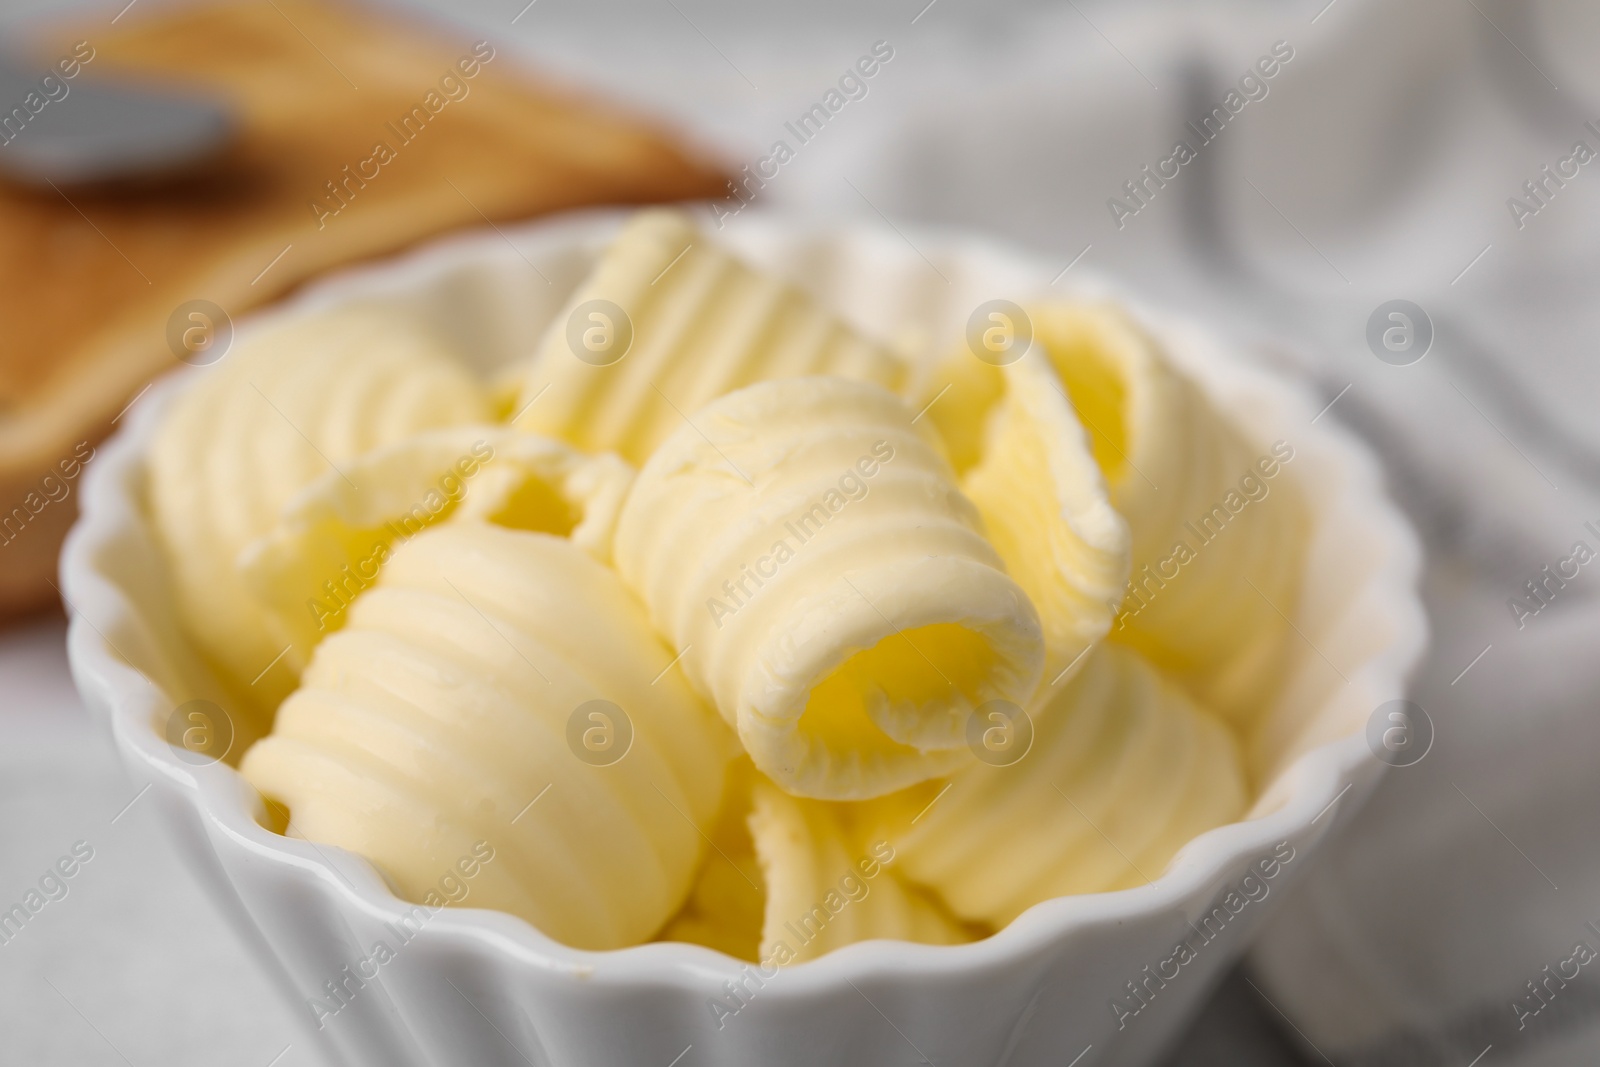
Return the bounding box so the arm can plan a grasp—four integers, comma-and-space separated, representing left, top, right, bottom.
61, 210, 1427, 1067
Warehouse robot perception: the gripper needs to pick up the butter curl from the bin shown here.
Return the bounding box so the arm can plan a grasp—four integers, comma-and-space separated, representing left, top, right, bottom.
615, 376, 1045, 800
241, 522, 732, 950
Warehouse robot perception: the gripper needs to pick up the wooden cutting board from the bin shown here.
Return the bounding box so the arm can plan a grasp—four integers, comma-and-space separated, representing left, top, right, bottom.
0, 0, 728, 621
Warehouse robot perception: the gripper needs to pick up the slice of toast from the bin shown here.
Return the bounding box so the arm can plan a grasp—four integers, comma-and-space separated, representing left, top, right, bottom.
0, 0, 728, 620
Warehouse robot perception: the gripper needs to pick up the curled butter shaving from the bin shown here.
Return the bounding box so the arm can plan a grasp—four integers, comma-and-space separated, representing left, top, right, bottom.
962, 354, 1131, 685
239, 426, 633, 679
614, 376, 1044, 800
512, 210, 906, 464
1030, 303, 1307, 724
148, 307, 488, 712
748, 778, 969, 965
241, 522, 732, 950
871, 643, 1245, 928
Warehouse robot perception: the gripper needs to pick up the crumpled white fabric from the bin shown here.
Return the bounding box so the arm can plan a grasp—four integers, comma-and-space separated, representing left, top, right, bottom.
516, 0, 1600, 1061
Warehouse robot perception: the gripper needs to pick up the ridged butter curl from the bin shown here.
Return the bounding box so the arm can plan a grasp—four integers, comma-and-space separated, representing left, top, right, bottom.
657, 761, 767, 961
239, 425, 634, 682
867, 643, 1245, 928
916, 300, 1307, 725
1029, 303, 1307, 724
511, 209, 905, 465
147, 307, 489, 713
961, 354, 1131, 685
614, 376, 1045, 801
658, 763, 969, 965
747, 778, 968, 965
240, 522, 732, 951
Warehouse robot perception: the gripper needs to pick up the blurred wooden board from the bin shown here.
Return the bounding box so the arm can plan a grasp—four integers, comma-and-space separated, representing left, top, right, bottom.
0, 0, 727, 619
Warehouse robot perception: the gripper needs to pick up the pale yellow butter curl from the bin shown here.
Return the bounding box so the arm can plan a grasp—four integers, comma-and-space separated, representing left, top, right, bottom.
148, 308, 489, 713
660, 764, 969, 965
748, 778, 968, 965
915, 300, 1307, 724
511, 209, 905, 464
1030, 303, 1307, 724
240, 522, 732, 951
657, 761, 766, 961
239, 426, 633, 681
868, 643, 1245, 928
614, 376, 1045, 801
961, 354, 1131, 685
